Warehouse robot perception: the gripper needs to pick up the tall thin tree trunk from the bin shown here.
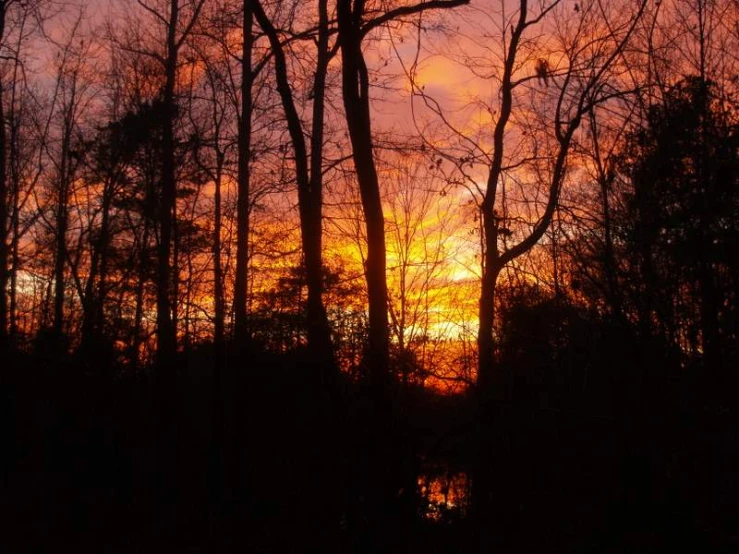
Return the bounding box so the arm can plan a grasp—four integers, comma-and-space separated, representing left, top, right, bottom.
156, 0, 179, 372
8, 33, 24, 344
304, 0, 335, 377
233, 2, 253, 346
210, 150, 227, 537
213, 154, 225, 361
131, 243, 147, 370
9, 198, 18, 339
253, 0, 336, 373
0, 75, 7, 348
588, 112, 622, 320
80, 176, 113, 351
96, 181, 112, 338
0, 3, 8, 348
53, 120, 72, 341
337, 0, 389, 392
153, 1, 184, 528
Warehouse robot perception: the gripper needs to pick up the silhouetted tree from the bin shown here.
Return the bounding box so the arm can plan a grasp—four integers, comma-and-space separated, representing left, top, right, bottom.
233, 0, 254, 346
252, 0, 338, 377
616, 76, 739, 380
41, 13, 98, 347
337, 0, 468, 393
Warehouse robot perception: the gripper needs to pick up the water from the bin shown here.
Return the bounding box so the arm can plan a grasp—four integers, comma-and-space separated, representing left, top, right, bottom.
418, 471, 469, 522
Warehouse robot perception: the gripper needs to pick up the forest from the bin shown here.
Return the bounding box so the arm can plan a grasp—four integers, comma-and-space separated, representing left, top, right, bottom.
1, 0, 738, 551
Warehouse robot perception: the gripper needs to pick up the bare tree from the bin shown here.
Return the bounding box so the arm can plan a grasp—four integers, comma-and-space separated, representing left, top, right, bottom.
37, 12, 99, 344
0, 0, 48, 346
336, 0, 467, 396
0, 0, 10, 346
383, 153, 465, 386
252, 0, 339, 374
334, 0, 468, 546
233, 0, 254, 345
405, 0, 647, 536
117, 0, 205, 367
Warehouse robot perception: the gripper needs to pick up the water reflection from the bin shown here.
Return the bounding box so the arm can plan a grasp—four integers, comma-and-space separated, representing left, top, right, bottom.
418, 471, 469, 522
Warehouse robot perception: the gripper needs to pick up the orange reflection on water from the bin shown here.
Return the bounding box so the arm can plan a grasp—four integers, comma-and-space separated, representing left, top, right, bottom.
418, 471, 469, 522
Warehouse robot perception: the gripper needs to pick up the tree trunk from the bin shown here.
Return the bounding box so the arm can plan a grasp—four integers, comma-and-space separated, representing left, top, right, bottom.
337, 2, 392, 548
304, 0, 336, 377
8, 42, 24, 344
337, 0, 389, 391
153, 1, 186, 530
212, 155, 224, 358
80, 173, 113, 354
131, 238, 148, 370
9, 193, 18, 339
0, 2, 8, 348
253, 0, 336, 374
0, 68, 7, 348
156, 0, 179, 372
233, 1, 253, 346
52, 119, 72, 341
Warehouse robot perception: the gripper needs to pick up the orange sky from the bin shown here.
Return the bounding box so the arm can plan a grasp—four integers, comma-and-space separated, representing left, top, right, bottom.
10, 0, 640, 390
